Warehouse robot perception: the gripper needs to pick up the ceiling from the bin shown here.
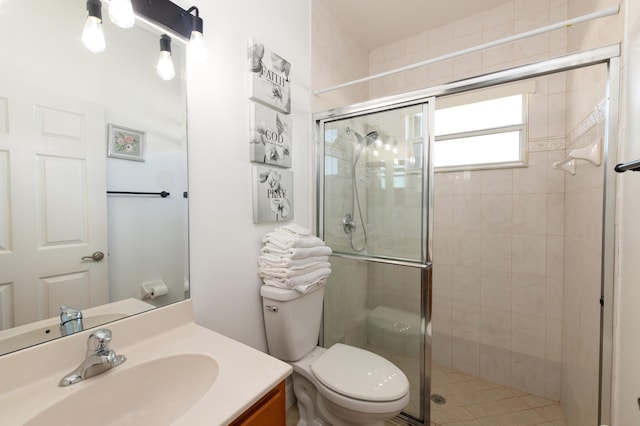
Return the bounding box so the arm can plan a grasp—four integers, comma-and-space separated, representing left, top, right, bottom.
324, 0, 512, 50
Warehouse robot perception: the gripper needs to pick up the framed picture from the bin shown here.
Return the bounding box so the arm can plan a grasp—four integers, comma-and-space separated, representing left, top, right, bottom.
250, 102, 292, 168
247, 39, 291, 114
252, 166, 294, 223
107, 124, 145, 161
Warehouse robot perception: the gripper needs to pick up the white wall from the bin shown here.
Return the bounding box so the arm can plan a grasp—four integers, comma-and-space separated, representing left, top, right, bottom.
185, 0, 312, 351
104, 22, 189, 307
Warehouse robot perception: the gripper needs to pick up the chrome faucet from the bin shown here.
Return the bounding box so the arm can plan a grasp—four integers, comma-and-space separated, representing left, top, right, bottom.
59, 306, 83, 336
58, 329, 126, 387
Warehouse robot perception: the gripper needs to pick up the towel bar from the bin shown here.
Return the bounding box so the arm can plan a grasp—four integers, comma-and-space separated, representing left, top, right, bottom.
106, 191, 170, 198
614, 159, 640, 173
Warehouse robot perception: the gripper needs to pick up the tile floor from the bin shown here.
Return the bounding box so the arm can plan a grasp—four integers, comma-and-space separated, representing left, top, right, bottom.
286, 364, 566, 426
429, 364, 566, 426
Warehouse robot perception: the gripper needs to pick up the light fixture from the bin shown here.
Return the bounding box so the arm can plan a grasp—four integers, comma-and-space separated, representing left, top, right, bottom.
82, 0, 106, 53
184, 6, 206, 62
109, 0, 135, 28
157, 34, 176, 80
130, 0, 205, 42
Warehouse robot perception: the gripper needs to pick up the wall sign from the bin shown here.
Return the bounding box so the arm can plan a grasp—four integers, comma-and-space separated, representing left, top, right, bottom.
250, 102, 292, 167
252, 166, 293, 223
247, 39, 291, 114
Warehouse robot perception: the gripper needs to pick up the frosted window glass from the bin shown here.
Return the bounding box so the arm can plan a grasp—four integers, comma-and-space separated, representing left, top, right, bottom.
435, 95, 523, 136
434, 132, 521, 168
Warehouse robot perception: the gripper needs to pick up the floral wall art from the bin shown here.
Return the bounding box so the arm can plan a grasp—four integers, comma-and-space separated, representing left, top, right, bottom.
107, 124, 145, 161
252, 166, 293, 223
247, 39, 291, 114
250, 102, 292, 167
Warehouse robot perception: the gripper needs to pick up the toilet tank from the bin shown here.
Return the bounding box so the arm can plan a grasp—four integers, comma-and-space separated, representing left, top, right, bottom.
260, 285, 325, 362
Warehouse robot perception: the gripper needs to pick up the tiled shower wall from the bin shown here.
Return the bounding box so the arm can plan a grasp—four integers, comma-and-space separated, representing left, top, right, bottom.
431, 75, 567, 401
367, 0, 568, 99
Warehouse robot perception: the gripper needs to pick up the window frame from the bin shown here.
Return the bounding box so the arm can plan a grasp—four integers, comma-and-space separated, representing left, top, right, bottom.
433, 82, 532, 172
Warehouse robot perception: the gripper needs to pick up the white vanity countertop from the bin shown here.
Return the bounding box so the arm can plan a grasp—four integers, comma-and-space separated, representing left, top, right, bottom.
0, 300, 292, 425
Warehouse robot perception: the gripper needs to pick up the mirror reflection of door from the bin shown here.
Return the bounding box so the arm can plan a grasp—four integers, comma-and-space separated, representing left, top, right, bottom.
0, 0, 188, 354
0, 84, 108, 328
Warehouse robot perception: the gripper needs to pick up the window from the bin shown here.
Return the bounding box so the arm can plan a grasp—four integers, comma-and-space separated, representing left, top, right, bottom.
434, 81, 533, 171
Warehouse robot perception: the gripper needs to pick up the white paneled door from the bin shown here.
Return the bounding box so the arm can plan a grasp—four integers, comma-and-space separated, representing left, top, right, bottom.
0, 85, 108, 329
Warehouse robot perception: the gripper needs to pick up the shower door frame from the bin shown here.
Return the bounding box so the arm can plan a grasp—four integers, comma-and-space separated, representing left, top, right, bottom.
314, 43, 620, 426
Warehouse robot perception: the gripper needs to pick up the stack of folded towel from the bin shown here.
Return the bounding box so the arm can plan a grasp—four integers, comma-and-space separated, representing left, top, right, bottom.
259, 223, 332, 294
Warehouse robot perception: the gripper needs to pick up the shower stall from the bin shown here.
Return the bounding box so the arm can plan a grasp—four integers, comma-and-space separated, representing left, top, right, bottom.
315, 45, 619, 426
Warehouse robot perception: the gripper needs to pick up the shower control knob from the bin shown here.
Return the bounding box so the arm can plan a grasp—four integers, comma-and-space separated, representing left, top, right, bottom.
342, 214, 356, 234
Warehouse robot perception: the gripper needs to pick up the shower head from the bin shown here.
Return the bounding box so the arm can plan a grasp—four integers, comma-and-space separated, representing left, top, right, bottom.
364, 131, 379, 147
346, 127, 379, 164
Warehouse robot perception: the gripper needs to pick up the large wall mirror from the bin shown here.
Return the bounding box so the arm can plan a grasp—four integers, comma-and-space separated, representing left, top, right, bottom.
0, 0, 189, 355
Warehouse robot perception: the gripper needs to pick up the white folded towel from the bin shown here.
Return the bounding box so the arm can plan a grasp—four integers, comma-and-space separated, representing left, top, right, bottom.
276, 223, 312, 237
259, 262, 332, 279
262, 267, 332, 289
294, 277, 327, 294
258, 254, 329, 268
260, 245, 332, 259
262, 232, 325, 250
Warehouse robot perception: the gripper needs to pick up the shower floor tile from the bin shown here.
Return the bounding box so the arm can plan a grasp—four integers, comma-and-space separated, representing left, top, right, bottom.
431, 364, 567, 426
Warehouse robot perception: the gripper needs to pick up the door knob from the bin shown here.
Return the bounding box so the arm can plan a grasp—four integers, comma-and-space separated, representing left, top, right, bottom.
81, 251, 105, 261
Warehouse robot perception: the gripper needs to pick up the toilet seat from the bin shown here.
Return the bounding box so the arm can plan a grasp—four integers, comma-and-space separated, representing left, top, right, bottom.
311, 343, 408, 402
291, 345, 410, 417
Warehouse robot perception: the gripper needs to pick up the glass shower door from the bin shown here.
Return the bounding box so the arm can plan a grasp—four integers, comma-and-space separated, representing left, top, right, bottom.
319, 103, 431, 424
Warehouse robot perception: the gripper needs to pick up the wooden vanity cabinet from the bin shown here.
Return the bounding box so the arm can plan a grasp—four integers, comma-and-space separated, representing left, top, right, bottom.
230, 380, 286, 426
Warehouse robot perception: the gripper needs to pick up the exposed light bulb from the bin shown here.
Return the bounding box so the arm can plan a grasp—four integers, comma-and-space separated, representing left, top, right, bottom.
82, 15, 106, 53
157, 51, 175, 80
108, 0, 135, 28
188, 31, 207, 62
157, 35, 175, 80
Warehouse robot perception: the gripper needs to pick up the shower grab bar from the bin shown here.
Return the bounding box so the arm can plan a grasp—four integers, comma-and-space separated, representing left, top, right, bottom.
614, 159, 640, 173
107, 190, 170, 198
314, 5, 620, 95
330, 251, 431, 269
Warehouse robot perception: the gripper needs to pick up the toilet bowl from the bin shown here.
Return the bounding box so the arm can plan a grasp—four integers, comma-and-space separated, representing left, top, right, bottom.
260, 285, 410, 426
291, 345, 409, 425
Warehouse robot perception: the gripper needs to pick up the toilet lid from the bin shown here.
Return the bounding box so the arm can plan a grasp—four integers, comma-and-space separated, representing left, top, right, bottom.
310, 343, 409, 402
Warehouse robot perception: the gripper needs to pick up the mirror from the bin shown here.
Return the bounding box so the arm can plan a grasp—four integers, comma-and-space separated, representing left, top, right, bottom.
0, 0, 189, 355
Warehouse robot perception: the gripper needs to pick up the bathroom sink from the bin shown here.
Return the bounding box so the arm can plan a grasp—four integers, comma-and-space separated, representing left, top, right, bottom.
0, 301, 291, 426
24, 354, 219, 425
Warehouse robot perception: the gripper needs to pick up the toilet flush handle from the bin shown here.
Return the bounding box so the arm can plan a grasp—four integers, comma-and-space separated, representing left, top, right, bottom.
265, 305, 278, 312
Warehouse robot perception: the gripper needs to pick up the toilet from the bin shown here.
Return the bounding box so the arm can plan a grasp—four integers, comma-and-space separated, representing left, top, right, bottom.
260, 285, 410, 426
